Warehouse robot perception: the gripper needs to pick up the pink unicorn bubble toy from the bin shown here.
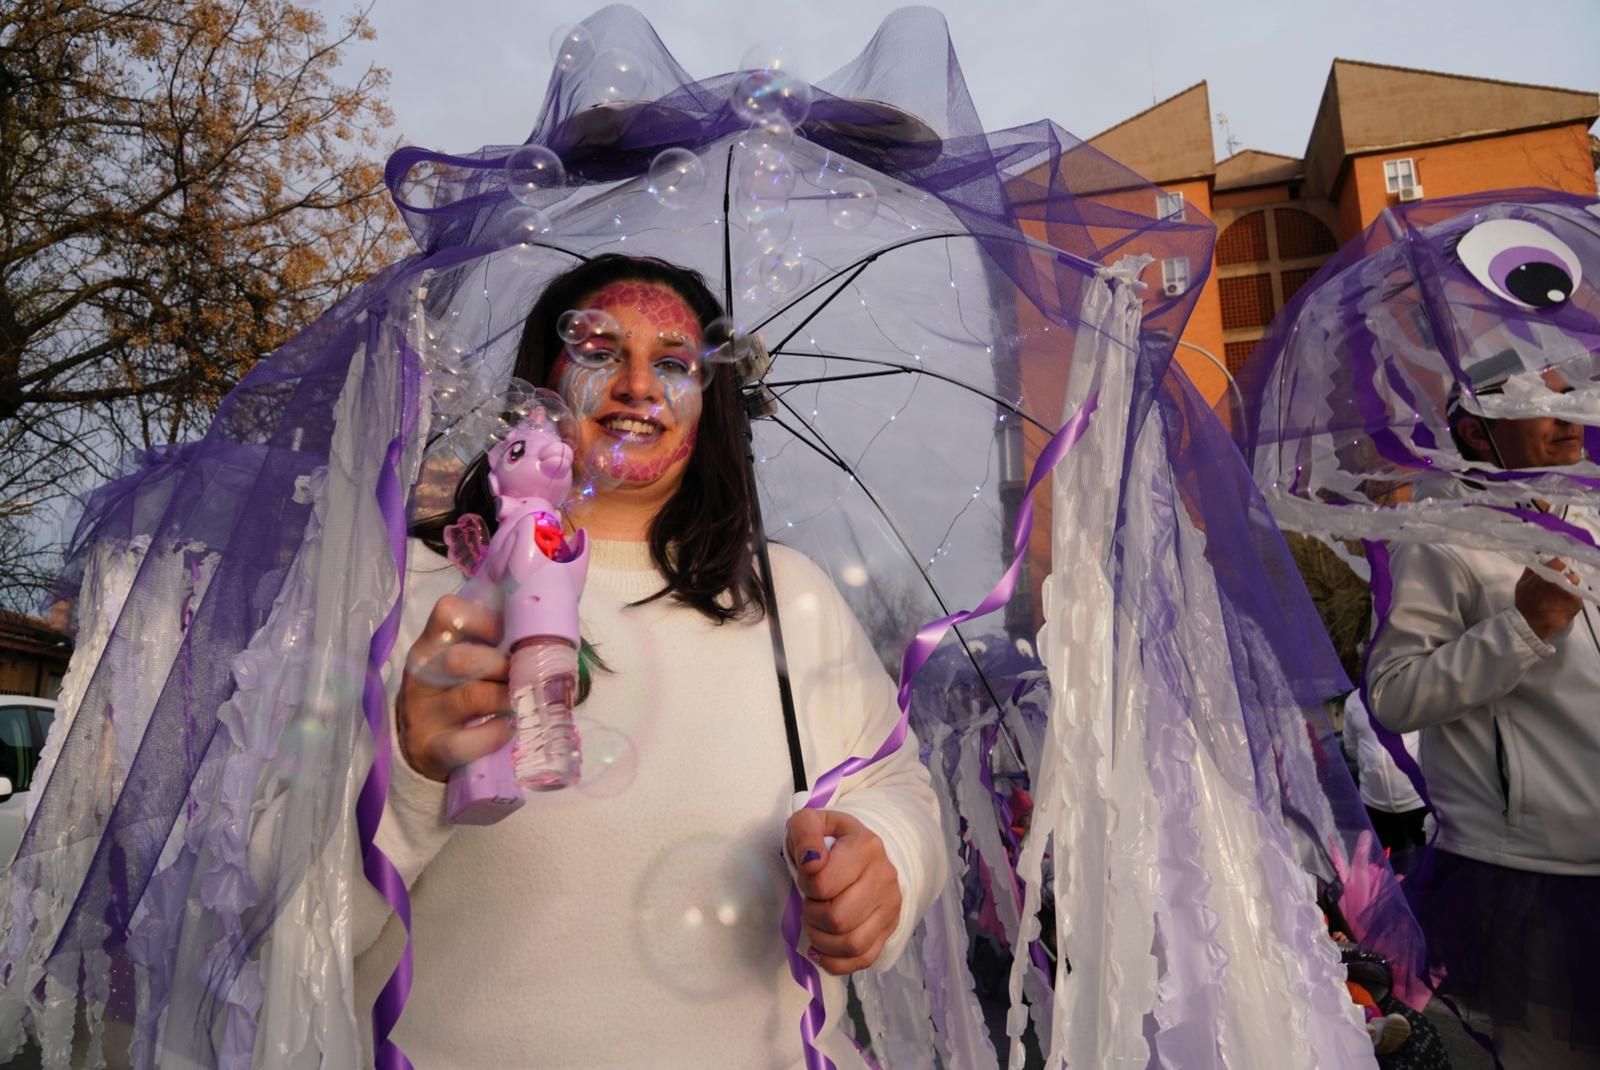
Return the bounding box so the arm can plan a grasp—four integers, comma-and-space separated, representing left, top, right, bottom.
442, 400, 590, 824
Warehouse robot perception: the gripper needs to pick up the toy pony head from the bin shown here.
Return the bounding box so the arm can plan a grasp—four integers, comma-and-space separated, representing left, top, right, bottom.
486, 407, 575, 515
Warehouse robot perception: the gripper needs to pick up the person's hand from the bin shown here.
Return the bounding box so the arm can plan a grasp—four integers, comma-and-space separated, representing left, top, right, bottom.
785, 809, 902, 975
397, 594, 511, 782
1515, 559, 1584, 641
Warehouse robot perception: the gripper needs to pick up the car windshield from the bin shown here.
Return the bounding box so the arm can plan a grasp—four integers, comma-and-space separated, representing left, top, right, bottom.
0, 706, 46, 792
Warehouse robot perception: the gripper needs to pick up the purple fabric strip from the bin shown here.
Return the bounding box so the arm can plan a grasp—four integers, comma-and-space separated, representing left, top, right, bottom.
782, 389, 1100, 1068
1480, 502, 1600, 548
358, 351, 421, 1070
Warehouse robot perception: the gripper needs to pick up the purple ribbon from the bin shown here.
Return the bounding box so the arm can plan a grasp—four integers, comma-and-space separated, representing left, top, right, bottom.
360, 343, 423, 1069
783, 390, 1100, 1069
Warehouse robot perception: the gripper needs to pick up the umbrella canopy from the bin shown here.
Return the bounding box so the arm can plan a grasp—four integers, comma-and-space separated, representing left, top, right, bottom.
2, 7, 1398, 1070
1235, 188, 1600, 577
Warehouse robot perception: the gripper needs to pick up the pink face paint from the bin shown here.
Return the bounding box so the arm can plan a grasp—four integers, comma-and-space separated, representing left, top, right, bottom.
550, 281, 706, 491
583, 281, 702, 343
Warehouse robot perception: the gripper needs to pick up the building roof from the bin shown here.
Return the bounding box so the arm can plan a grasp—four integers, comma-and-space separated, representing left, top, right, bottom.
1215, 149, 1304, 191
1304, 58, 1600, 196
0, 609, 71, 660
1088, 82, 1216, 186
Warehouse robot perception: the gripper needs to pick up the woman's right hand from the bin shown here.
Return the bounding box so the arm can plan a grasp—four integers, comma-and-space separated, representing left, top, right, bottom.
397, 594, 512, 783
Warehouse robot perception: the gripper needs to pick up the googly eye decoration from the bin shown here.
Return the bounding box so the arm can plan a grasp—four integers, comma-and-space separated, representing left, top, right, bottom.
1456, 218, 1582, 310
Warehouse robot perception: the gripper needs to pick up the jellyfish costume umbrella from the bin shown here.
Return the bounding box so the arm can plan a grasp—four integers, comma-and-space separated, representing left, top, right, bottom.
1, 6, 1406, 1068
1234, 187, 1600, 1050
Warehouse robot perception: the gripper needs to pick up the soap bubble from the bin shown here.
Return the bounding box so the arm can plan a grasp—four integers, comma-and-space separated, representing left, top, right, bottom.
549, 24, 594, 72
504, 145, 565, 206
557, 308, 622, 367
739, 42, 799, 78
746, 204, 794, 254
593, 48, 645, 104
828, 177, 878, 230
632, 834, 787, 1000
647, 148, 705, 210
503, 204, 553, 246
734, 142, 796, 207
750, 114, 797, 146
574, 720, 638, 798
700, 317, 744, 367
731, 46, 811, 128
739, 249, 811, 303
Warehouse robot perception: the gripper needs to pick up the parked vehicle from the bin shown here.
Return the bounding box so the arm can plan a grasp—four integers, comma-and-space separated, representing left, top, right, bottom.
0, 696, 58, 866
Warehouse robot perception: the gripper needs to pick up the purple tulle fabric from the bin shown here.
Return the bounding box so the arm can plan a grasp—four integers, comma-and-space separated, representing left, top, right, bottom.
0, 5, 1421, 1067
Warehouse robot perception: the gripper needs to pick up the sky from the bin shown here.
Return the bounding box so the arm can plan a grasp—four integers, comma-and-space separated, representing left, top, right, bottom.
353, 0, 1600, 163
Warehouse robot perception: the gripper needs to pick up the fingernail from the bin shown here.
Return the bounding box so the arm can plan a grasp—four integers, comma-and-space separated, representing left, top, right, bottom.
806, 948, 821, 963
801, 850, 821, 864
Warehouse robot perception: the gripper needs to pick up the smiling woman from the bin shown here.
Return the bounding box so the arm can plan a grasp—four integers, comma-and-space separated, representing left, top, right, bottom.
382, 253, 945, 1068
416, 255, 761, 621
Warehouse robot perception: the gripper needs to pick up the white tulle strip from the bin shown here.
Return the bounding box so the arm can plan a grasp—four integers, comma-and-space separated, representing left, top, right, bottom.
0, 304, 422, 1068
1011, 262, 1375, 1069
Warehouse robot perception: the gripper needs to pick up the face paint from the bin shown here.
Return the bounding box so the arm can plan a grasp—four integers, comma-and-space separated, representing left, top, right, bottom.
584, 281, 702, 342
551, 281, 706, 494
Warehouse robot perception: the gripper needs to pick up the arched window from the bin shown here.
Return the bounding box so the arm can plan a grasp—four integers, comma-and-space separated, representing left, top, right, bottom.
1217, 211, 1268, 265
1274, 209, 1336, 260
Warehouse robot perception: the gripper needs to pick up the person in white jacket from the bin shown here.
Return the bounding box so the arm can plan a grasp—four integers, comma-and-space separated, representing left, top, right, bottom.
353, 255, 946, 1069
1366, 363, 1599, 1069
1339, 686, 1426, 862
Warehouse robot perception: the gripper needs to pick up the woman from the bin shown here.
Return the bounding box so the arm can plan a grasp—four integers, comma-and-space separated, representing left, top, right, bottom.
353, 255, 945, 1069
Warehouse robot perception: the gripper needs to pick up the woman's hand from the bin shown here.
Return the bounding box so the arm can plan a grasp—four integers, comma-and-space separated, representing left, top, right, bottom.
785, 809, 902, 975
396, 594, 512, 783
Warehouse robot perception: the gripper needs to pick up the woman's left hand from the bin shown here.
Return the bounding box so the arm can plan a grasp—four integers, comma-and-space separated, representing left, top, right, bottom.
785, 809, 902, 975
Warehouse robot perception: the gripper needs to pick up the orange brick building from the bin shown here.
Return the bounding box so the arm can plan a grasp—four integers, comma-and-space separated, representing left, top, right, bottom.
1087, 60, 1600, 408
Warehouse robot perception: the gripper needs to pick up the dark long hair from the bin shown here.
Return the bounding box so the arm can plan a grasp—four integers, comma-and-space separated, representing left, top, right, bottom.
413, 254, 765, 624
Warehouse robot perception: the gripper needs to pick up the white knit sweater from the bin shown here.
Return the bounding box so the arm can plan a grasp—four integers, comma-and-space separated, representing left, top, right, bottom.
352, 538, 945, 1069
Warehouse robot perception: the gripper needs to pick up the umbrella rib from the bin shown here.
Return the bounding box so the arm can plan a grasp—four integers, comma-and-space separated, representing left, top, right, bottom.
769, 260, 874, 352
770, 348, 1052, 434
721, 141, 737, 314
764, 369, 911, 392
762, 393, 1017, 738
763, 414, 856, 474
752, 224, 1101, 346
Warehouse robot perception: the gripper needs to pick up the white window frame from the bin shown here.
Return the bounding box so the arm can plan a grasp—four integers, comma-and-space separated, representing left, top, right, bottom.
1161, 257, 1191, 295
1156, 191, 1186, 222
1383, 157, 1417, 195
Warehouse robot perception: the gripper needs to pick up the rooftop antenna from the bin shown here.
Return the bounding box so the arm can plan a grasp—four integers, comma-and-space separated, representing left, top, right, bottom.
1216, 112, 1242, 157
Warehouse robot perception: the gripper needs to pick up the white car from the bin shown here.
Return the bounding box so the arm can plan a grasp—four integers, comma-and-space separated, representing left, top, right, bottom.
0, 695, 58, 867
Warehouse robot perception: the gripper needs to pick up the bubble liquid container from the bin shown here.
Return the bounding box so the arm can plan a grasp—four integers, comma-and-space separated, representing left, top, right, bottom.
507, 636, 580, 790
446, 630, 584, 824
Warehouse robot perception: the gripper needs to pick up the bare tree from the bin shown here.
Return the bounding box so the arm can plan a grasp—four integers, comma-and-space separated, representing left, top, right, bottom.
0, 0, 406, 611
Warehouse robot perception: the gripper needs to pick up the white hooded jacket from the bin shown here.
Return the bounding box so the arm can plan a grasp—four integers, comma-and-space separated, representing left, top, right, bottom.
1367, 508, 1600, 875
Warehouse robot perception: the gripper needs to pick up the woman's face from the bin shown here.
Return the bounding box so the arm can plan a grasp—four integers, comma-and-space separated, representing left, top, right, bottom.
550, 280, 705, 496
